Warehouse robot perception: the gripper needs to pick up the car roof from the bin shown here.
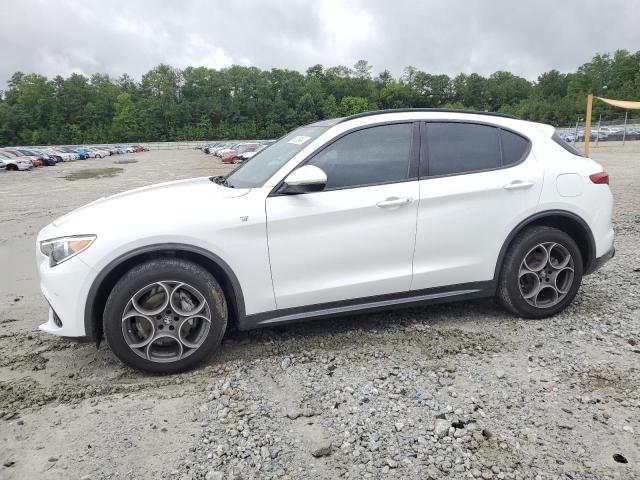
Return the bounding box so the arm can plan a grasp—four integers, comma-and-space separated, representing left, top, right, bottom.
316, 108, 553, 138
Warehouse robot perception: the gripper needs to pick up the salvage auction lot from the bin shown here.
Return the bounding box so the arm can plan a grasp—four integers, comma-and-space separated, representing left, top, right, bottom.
1, 146, 638, 479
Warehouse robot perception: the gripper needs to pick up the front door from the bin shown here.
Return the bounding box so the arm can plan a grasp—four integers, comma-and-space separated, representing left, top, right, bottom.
266, 122, 420, 310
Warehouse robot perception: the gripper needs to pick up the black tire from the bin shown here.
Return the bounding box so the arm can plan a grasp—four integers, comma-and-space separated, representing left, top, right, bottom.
104, 258, 228, 373
6, 164, 18, 171
497, 226, 583, 319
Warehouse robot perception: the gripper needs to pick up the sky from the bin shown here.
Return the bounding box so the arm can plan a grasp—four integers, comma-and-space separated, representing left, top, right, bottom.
1, 0, 638, 84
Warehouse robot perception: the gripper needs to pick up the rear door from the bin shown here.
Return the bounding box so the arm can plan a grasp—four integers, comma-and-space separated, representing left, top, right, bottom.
412, 121, 544, 290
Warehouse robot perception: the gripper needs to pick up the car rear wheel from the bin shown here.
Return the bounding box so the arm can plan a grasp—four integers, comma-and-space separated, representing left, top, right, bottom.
497, 226, 583, 319
104, 258, 227, 373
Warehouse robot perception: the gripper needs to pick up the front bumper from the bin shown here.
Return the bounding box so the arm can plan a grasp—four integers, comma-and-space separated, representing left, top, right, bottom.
37, 249, 96, 337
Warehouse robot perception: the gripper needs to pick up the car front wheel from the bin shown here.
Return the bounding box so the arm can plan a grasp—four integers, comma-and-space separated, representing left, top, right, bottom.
497, 226, 583, 319
104, 258, 228, 373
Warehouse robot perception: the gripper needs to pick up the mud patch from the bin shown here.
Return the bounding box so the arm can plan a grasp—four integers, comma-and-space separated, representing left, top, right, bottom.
113, 159, 137, 164
575, 367, 639, 392
63, 167, 123, 181
0, 363, 226, 414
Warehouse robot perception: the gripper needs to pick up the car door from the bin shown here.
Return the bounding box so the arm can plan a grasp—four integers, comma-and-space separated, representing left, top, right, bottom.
266, 122, 420, 310
412, 121, 543, 291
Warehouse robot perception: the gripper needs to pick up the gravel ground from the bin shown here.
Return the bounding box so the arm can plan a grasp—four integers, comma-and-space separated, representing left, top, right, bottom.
0, 144, 638, 479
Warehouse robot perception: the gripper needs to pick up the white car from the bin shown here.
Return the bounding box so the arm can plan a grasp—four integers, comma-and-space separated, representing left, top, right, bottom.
214, 143, 238, 157
85, 147, 111, 158
41, 148, 70, 162
0, 152, 33, 171
36, 109, 615, 373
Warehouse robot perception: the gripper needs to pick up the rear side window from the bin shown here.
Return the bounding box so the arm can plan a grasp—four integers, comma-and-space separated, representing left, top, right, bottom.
552, 131, 584, 157
308, 123, 413, 190
422, 122, 531, 177
501, 129, 530, 166
423, 123, 501, 177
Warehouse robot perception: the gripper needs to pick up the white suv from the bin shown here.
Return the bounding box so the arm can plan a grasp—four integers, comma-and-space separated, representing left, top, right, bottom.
36, 109, 615, 373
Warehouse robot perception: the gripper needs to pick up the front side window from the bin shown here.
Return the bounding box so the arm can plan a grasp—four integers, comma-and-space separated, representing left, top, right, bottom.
307, 123, 413, 190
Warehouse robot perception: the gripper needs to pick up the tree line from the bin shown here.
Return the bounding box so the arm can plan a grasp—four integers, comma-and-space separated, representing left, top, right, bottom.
1, 49, 639, 146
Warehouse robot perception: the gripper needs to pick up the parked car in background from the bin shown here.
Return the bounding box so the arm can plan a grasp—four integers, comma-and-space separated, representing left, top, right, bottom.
116, 145, 136, 153
32, 148, 64, 163
44, 148, 76, 161
212, 143, 236, 156
232, 151, 256, 164
60, 147, 89, 159
0, 151, 33, 171
16, 148, 59, 166
85, 147, 111, 158
218, 142, 261, 159
1, 148, 43, 167
221, 143, 262, 164
215, 143, 240, 157
203, 143, 224, 154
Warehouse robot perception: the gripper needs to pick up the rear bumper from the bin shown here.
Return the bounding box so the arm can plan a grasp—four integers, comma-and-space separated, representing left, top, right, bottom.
586, 246, 615, 275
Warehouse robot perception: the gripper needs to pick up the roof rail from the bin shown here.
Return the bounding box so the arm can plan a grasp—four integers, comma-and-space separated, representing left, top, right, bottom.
338, 108, 517, 123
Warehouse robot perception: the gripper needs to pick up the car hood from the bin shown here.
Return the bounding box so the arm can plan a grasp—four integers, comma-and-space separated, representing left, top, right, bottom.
51, 177, 249, 231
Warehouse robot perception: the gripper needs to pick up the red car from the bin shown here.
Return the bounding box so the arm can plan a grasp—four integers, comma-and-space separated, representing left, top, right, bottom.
222, 144, 261, 164
133, 145, 147, 152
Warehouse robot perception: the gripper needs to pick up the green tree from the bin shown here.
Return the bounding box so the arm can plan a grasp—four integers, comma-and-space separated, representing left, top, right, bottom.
339, 96, 370, 115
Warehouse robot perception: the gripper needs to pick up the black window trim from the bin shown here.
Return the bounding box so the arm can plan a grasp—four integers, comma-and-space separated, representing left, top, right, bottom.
419, 119, 532, 180
269, 120, 421, 196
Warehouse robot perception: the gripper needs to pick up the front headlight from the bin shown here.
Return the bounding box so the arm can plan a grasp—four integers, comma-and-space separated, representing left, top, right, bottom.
40, 235, 96, 267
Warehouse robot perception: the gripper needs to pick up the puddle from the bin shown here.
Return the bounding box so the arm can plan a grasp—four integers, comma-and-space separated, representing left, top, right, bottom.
64, 167, 124, 181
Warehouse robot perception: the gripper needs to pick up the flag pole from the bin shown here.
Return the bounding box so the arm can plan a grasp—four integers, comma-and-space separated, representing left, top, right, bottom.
584, 93, 593, 157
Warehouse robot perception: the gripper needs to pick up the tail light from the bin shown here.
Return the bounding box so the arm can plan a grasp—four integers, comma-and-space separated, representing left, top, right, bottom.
590, 172, 609, 185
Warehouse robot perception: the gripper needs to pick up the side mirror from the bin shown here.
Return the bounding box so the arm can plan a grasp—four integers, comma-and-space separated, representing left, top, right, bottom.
281, 165, 327, 194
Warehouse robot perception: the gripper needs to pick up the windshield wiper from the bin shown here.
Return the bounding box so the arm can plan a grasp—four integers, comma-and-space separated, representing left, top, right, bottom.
210, 175, 234, 188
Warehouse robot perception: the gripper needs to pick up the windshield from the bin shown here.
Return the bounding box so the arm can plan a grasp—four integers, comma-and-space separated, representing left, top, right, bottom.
226, 125, 330, 188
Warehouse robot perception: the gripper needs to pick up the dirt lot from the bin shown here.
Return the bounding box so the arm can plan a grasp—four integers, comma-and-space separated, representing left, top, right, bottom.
0, 145, 639, 479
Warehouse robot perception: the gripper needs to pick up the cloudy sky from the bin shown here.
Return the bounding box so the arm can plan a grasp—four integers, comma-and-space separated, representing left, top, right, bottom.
1, 0, 638, 84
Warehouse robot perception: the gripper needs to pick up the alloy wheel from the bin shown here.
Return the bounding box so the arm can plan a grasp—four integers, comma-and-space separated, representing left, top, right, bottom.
121, 281, 211, 363
518, 242, 575, 308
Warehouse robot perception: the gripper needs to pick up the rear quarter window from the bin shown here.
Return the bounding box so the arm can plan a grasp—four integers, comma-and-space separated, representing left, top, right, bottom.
501, 129, 530, 166
552, 132, 584, 157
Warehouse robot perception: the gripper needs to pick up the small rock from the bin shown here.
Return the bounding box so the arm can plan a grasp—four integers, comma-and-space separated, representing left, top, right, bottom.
495, 370, 506, 379
3, 460, 15, 468
48, 457, 58, 462
281, 357, 292, 369
205, 471, 223, 480
285, 409, 302, 420
434, 419, 449, 438
482, 469, 494, 479
311, 441, 332, 457
395, 422, 404, 432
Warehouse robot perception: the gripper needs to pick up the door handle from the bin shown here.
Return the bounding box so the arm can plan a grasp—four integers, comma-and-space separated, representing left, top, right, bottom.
503, 180, 534, 191
376, 197, 413, 208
